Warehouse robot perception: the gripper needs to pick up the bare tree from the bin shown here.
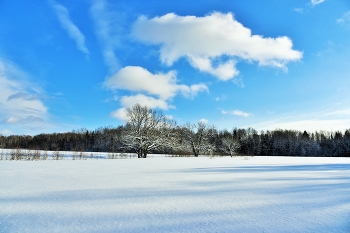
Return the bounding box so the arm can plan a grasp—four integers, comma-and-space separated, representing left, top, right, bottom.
0, 149, 3, 160
4, 149, 8, 160
32, 149, 41, 160
25, 149, 33, 161
122, 104, 177, 158
11, 148, 23, 160
72, 149, 78, 160
43, 148, 48, 160
53, 148, 60, 160
180, 122, 215, 157
79, 150, 85, 160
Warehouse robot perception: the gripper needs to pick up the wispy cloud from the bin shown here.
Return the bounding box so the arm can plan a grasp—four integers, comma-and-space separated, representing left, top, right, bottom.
222, 109, 251, 117
90, 0, 121, 73
0, 59, 48, 132
311, 0, 325, 6
337, 11, 350, 27
133, 12, 302, 81
232, 77, 245, 88
323, 108, 350, 117
3, 116, 44, 124
251, 108, 350, 132
215, 95, 227, 101
293, 8, 304, 14
252, 119, 350, 132
50, 0, 90, 57
0, 129, 13, 135
7, 92, 39, 101
102, 95, 119, 103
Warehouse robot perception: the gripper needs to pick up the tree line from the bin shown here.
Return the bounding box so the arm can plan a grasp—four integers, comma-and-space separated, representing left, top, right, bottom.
1, 104, 350, 158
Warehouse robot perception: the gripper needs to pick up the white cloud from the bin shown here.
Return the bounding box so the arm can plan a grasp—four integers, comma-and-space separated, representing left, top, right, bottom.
132, 12, 302, 80
0, 59, 48, 129
222, 109, 251, 117
110, 94, 171, 121
178, 83, 209, 99
104, 66, 208, 100
110, 108, 128, 121
104, 66, 177, 100
104, 66, 208, 121
120, 94, 170, 110
50, 0, 90, 57
90, 0, 120, 73
199, 118, 208, 124
188, 56, 239, 81
311, 0, 325, 6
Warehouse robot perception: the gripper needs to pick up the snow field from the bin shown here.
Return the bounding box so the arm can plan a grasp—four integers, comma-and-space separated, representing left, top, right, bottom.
1, 156, 350, 232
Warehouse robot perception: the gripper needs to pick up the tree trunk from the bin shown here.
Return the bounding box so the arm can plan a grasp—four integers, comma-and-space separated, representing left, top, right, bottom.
192, 146, 198, 157
137, 148, 143, 158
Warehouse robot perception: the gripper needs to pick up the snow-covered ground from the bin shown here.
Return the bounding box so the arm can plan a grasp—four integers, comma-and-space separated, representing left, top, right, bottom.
1, 156, 350, 232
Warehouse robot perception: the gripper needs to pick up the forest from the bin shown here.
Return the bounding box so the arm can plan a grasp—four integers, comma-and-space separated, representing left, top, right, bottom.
1, 104, 350, 158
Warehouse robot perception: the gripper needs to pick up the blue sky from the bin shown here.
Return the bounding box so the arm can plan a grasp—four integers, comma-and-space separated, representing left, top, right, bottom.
1, 0, 350, 135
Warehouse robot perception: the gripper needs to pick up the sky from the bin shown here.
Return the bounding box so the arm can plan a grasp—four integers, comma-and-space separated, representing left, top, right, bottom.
0, 0, 350, 136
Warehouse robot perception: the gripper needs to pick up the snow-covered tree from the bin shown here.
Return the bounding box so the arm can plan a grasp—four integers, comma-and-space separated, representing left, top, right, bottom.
122, 104, 177, 158
219, 129, 240, 156
180, 122, 215, 157
0, 134, 5, 148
